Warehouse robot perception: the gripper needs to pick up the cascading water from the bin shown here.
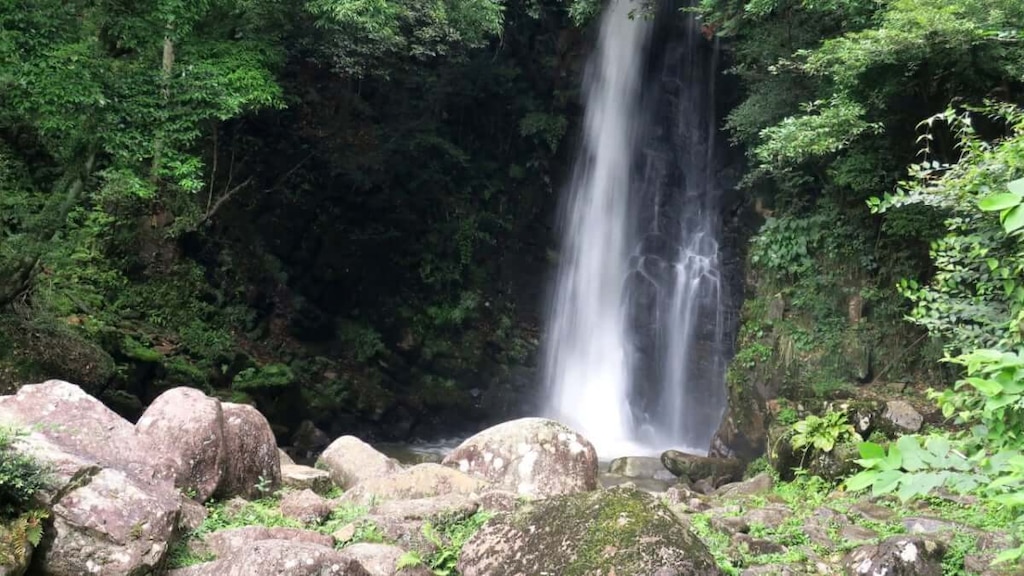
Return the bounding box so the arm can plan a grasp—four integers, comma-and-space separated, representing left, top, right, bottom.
543, 0, 729, 457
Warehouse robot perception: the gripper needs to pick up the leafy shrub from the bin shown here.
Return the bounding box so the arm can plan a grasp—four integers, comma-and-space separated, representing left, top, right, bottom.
845, 350, 1024, 564
790, 410, 860, 454
398, 511, 494, 576
871, 108, 1024, 354
0, 427, 48, 520
232, 363, 295, 391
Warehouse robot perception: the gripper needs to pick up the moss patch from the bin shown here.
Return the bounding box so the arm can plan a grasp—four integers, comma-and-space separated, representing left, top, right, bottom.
463, 487, 721, 576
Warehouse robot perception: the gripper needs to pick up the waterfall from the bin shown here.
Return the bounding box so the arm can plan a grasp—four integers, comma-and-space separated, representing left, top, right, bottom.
542, 0, 729, 457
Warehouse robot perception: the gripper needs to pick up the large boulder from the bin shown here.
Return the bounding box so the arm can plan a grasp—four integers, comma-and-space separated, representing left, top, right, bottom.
201, 526, 334, 558
167, 540, 370, 576
37, 468, 181, 575
1, 384, 186, 576
341, 463, 486, 505
216, 403, 281, 499
317, 436, 400, 490
340, 543, 432, 576
458, 486, 722, 576
441, 418, 598, 499
135, 387, 225, 502
661, 450, 744, 484
0, 380, 175, 487
281, 464, 332, 494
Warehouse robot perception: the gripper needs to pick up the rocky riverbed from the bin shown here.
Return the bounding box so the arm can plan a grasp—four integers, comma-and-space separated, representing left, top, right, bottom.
0, 380, 1020, 575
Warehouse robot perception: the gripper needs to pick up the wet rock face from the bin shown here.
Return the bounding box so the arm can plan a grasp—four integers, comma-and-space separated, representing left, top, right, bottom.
441, 417, 598, 499
458, 486, 722, 576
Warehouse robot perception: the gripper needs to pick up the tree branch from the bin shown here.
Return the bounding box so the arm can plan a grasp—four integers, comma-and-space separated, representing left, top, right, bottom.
198, 176, 253, 227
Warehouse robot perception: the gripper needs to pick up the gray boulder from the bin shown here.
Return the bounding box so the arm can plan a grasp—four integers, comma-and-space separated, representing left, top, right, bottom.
341, 463, 486, 505
317, 436, 400, 490
661, 450, 744, 484
201, 526, 334, 558
0, 380, 175, 487
216, 403, 281, 499
364, 494, 480, 555
281, 464, 333, 494
167, 540, 369, 576
279, 489, 332, 524
881, 400, 925, 434
608, 456, 678, 481
442, 417, 598, 499
135, 387, 225, 502
339, 543, 431, 576
39, 468, 180, 575
458, 486, 722, 576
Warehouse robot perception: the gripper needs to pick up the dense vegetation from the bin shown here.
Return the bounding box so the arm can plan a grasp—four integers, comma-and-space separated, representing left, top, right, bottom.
2, 0, 1024, 564
0, 0, 585, 441
693, 0, 1024, 564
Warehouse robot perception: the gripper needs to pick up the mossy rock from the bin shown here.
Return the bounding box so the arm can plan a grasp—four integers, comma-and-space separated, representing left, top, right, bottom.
457, 486, 722, 576
767, 424, 860, 482
0, 315, 114, 394
661, 450, 744, 483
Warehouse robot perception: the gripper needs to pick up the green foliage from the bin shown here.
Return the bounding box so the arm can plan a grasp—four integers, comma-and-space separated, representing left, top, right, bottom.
306, 0, 504, 77
871, 108, 1024, 354
337, 321, 386, 363
421, 511, 493, 575
846, 352, 1024, 563
0, 509, 48, 567
168, 493, 385, 569
232, 363, 296, 391
755, 96, 882, 167
937, 350, 1024, 449
790, 410, 860, 453
744, 457, 771, 479
0, 427, 48, 520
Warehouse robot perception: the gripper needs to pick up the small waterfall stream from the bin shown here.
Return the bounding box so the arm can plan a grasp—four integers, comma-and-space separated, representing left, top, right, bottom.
543, 0, 729, 457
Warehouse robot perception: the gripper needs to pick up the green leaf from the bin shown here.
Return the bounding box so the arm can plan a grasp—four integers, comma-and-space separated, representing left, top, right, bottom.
844, 470, 877, 492
896, 436, 926, 472
1003, 205, 1024, 233
1009, 177, 1024, 196
993, 545, 1024, 565
965, 377, 1002, 396
881, 444, 903, 471
872, 469, 902, 496
858, 442, 886, 460
978, 192, 1023, 211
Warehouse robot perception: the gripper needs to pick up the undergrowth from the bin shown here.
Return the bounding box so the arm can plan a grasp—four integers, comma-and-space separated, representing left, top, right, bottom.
166, 491, 492, 573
